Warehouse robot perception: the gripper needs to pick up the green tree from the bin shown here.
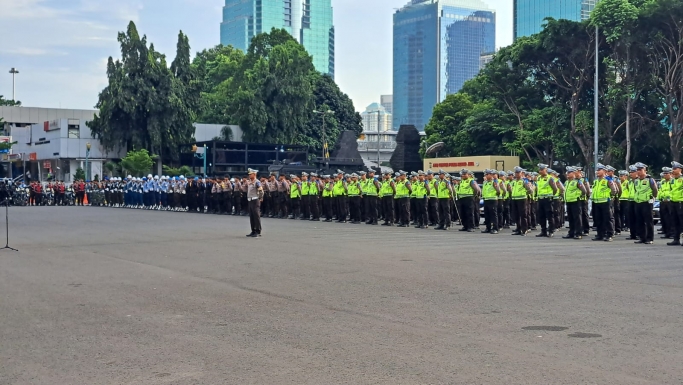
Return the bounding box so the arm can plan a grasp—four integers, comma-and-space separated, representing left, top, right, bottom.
0, 95, 21, 106
192, 45, 244, 124
297, 73, 362, 153
74, 168, 86, 181
423, 93, 475, 157
520, 19, 598, 170
89, 22, 197, 163
162, 165, 194, 177
231, 32, 315, 143
642, 0, 683, 160
592, 0, 646, 167
121, 149, 155, 177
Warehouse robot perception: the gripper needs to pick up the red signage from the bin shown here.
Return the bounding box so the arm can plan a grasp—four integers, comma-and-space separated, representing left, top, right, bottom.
44, 121, 49, 131
43, 161, 51, 169
29, 153, 37, 161
432, 161, 475, 168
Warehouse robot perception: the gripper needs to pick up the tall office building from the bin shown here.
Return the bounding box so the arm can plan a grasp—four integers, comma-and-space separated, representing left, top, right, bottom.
380, 95, 394, 115
514, 0, 596, 40
220, 0, 335, 77
393, 0, 495, 131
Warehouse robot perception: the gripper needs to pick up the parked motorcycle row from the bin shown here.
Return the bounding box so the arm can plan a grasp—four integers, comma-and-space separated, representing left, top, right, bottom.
0, 181, 76, 207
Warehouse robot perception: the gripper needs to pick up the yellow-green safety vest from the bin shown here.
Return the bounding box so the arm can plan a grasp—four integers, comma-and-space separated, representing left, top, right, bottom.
672, 177, 683, 203
620, 180, 630, 200
633, 178, 653, 203
437, 179, 451, 199
347, 181, 361, 196
380, 180, 393, 198
511, 179, 527, 200
323, 182, 332, 198
659, 179, 672, 201
457, 178, 474, 197
536, 176, 554, 198
482, 180, 497, 200
564, 180, 581, 203
395, 180, 409, 198
290, 183, 300, 199
591, 178, 611, 203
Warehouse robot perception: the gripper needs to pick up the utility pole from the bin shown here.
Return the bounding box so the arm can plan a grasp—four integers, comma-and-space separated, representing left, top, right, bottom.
376, 110, 381, 167
9, 68, 19, 102
594, 26, 599, 175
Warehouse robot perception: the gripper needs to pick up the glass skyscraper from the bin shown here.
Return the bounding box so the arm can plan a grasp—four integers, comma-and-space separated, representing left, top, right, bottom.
220, 0, 335, 77
393, 0, 495, 131
514, 0, 596, 40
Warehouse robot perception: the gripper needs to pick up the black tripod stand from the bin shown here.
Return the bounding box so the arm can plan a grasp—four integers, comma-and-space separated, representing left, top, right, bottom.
0, 198, 17, 251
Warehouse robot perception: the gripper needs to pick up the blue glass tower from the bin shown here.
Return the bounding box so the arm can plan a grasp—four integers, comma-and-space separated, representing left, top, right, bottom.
393, 0, 495, 131
514, 0, 596, 40
220, 0, 335, 77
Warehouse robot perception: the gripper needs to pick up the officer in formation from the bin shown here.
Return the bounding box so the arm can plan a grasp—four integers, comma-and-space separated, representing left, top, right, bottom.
41, 162, 675, 246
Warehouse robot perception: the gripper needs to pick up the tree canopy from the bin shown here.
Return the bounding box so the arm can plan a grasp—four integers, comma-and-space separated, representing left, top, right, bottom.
424, 0, 683, 171
89, 22, 199, 162
192, 28, 361, 153
0, 95, 21, 106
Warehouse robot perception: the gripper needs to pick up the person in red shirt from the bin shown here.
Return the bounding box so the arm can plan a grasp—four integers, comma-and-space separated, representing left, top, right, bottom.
34, 181, 43, 206
56, 181, 66, 206
75, 180, 85, 206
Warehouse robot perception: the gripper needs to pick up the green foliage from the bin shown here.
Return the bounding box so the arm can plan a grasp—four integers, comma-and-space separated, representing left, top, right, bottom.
0, 140, 17, 152
89, 22, 198, 162
0, 95, 21, 106
74, 168, 86, 181
162, 165, 194, 177
424, 1, 683, 170
591, 0, 639, 43
104, 161, 120, 177
120, 148, 155, 177
192, 29, 360, 154
94, 174, 100, 182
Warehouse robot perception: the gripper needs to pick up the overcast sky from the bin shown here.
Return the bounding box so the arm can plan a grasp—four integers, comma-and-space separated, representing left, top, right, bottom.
0, 0, 512, 113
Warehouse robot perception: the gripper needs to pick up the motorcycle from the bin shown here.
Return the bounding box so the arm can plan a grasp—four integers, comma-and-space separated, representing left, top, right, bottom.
12, 187, 29, 206
42, 188, 55, 206
65, 187, 75, 206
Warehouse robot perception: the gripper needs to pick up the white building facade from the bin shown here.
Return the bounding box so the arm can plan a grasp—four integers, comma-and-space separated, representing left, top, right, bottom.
11, 118, 125, 182
361, 103, 392, 133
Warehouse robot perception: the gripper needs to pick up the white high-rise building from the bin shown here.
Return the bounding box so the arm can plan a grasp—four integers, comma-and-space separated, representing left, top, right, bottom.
361, 103, 392, 133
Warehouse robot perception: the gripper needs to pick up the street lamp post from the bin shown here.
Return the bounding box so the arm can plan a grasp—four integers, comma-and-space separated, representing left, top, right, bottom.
594, 25, 599, 174
9, 68, 19, 102
313, 109, 334, 170
374, 110, 382, 167
85, 142, 91, 181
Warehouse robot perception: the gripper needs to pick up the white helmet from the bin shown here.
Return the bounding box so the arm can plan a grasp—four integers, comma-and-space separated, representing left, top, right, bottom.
179, 175, 185, 179
127, 175, 132, 179
147, 174, 153, 179
154, 175, 159, 180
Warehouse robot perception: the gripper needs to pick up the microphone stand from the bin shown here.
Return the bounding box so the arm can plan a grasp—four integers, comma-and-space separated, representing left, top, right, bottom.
0, 198, 18, 251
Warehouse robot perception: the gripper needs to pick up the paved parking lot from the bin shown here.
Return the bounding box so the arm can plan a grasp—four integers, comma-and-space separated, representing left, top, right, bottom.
1, 207, 682, 384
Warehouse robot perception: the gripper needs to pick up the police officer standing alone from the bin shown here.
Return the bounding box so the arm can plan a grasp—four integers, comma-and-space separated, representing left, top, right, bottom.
246, 168, 264, 237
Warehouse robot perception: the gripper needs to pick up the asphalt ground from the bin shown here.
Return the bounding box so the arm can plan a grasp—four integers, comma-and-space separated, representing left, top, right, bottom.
1, 206, 682, 385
